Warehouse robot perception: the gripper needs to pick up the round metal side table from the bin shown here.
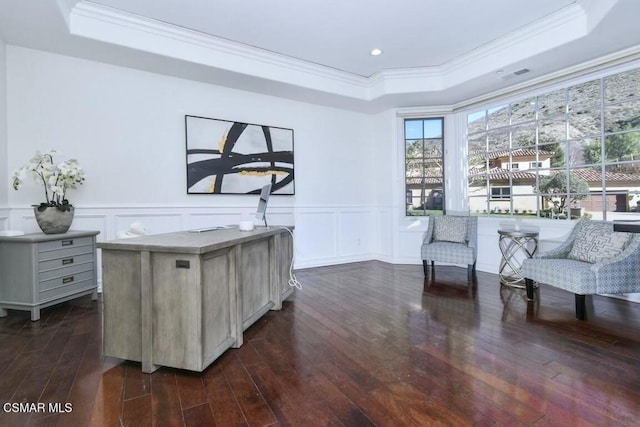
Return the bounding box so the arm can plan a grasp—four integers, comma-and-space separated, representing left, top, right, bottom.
498, 228, 539, 288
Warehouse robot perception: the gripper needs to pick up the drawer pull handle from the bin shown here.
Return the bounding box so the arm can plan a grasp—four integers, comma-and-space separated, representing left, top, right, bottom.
62, 276, 74, 284
61, 240, 74, 246
176, 260, 190, 269
62, 258, 74, 265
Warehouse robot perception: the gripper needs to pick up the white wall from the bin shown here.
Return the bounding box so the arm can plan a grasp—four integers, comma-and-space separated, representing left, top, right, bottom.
5, 46, 379, 268
0, 37, 8, 230
369, 109, 395, 261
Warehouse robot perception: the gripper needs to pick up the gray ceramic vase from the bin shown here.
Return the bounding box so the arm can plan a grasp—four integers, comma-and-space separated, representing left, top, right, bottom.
34, 206, 75, 234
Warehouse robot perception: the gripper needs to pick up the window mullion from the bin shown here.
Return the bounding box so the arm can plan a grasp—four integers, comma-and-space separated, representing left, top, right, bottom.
600, 77, 607, 220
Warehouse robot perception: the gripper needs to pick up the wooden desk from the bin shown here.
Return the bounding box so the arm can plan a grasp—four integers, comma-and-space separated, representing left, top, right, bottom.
98, 226, 294, 373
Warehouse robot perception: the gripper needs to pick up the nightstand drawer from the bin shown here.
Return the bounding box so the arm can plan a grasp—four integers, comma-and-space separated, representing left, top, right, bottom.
38, 248, 94, 268
38, 236, 93, 254
39, 258, 94, 282
39, 278, 95, 303
38, 243, 93, 263
40, 269, 94, 292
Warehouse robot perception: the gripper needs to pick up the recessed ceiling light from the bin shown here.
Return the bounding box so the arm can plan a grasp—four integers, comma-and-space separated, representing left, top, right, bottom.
370, 48, 383, 56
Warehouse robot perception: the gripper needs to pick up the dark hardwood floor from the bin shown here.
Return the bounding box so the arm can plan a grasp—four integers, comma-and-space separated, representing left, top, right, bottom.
1, 261, 640, 426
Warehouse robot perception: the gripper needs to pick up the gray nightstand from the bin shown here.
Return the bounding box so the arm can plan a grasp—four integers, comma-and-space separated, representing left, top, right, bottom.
0, 230, 100, 321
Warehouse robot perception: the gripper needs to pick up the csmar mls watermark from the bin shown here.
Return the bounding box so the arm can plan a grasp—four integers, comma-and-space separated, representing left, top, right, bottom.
3, 402, 72, 413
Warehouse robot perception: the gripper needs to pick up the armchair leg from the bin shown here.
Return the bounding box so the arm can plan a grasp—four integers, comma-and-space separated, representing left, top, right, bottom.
525, 278, 534, 300
575, 294, 589, 320
467, 265, 473, 283
422, 260, 428, 276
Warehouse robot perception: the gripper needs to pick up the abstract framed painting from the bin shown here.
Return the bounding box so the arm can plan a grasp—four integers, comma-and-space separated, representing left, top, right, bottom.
185, 115, 295, 195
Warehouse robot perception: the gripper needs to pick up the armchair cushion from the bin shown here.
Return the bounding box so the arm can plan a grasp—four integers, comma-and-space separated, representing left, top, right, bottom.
433, 216, 468, 243
523, 258, 598, 294
567, 221, 632, 263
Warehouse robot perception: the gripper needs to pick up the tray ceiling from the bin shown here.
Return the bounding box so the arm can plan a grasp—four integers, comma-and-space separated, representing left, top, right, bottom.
0, 0, 639, 111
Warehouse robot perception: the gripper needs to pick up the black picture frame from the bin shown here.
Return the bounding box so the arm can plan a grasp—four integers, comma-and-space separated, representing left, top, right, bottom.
185, 115, 295, 195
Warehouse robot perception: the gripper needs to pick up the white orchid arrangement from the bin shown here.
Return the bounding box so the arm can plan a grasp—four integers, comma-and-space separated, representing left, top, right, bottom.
12, 150, 85, 212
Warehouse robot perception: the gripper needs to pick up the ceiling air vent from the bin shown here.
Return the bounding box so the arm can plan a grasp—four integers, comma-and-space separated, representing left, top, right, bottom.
499, 68, 531, 80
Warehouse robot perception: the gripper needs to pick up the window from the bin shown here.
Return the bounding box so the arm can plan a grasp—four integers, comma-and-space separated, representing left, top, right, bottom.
491, 187, 511, 199
405, 118, 444, 215
468, 67, 640, 220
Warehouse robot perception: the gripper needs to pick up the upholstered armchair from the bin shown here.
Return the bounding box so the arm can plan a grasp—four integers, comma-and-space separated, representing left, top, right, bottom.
421, 215, 478, 282
522, 217, 640, 320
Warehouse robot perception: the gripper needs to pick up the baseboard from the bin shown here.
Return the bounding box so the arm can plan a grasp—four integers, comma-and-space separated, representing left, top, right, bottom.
294, 254, 375, 270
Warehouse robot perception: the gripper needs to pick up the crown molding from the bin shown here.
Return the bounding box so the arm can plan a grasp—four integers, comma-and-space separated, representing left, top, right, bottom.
444, 3, 586, 74
55, 0, 80, 27
579, 0, 617, 31
70, 1, 369, 98
367, 67, 444, 99
63, 0, 624, 105
365, 2, 589, 99
395, 105, 454, 117
452, 44, 640, 112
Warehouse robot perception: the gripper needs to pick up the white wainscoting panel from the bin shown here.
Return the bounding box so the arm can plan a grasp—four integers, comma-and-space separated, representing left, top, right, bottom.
397, 230, 426, 263
293, 206, 378, 269
0, 209, 9, 230
338, 210, 375, 258
115, 212, 183, 236
375, 209, 393, 262
188, 211, 245, 230
258, 211, 295, 229
294, 210, 337, 268
12, 208, 45, 234
71, 214, 108, 240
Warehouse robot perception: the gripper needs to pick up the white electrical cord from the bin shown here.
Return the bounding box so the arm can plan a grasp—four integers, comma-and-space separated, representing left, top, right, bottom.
275, 226, 302, 289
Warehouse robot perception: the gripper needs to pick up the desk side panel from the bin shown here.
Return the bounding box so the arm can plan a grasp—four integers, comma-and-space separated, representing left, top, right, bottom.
241, 239, 271, 328
279, 232, 294, 301
102, 250, 142, 362
202, 249, 235, 367
152, 253, 201, 371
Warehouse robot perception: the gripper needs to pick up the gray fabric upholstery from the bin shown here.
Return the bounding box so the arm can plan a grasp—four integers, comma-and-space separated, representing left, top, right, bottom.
421, 215, 478, 270
522, 218, 640, 296
567, 220, 632, 263
433, 216, 468, 243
